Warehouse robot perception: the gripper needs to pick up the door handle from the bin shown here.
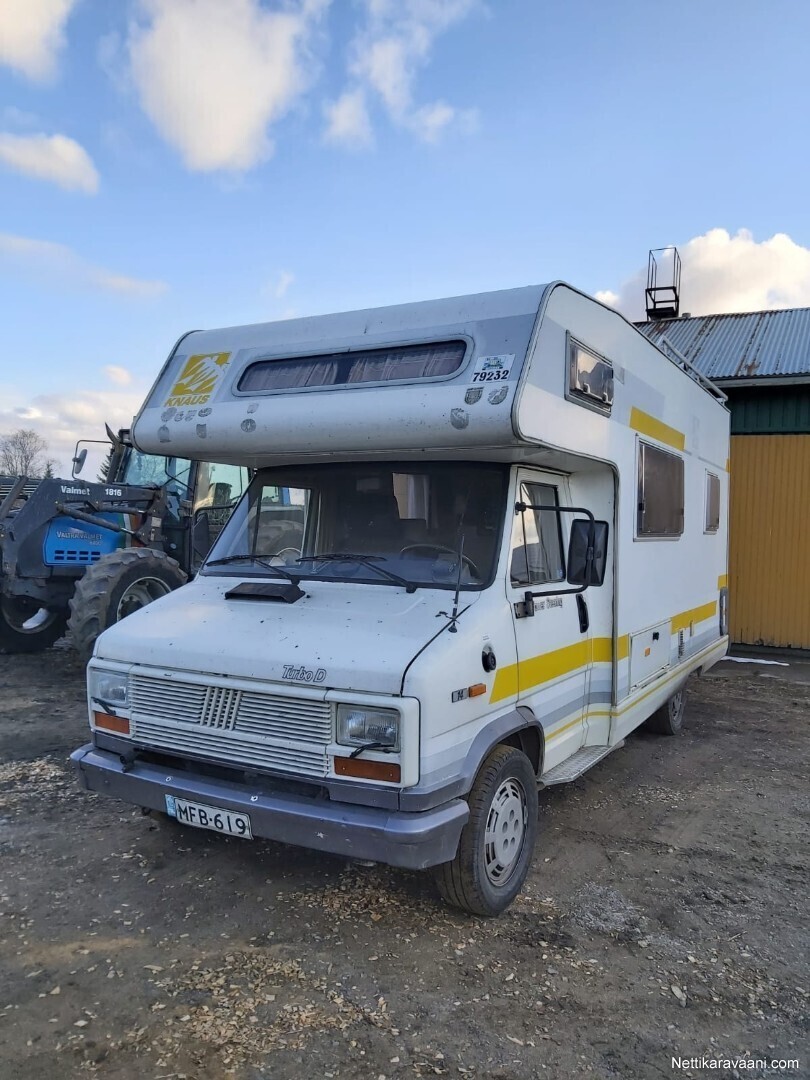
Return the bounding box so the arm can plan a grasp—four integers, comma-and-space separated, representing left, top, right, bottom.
576, 594, 589, 634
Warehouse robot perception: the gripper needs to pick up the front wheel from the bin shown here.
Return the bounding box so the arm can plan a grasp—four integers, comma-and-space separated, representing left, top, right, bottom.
68, 548, 187, 664
0, 596, 67, 654
434, 745, 538, 917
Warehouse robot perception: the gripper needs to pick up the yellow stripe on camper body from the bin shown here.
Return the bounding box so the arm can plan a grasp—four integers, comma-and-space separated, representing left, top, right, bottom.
718, 574, 728, 589
491, 637, 615, 704
629, 407, 686, 452
539, 638, 726, 758
670, 601, 717, 634
491, 603, 717, 704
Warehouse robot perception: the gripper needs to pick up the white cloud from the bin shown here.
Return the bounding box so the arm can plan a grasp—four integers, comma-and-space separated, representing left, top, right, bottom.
0, 132, 99, 193
0, 388, 146, 476
323, 88, 372, 147
594, 289, 619, 307
273, 269, 295, 299
127, 0, 329, 172
104, 365, 133, 387
597, 229, 810, 321
0, 233, 168, 297
261, 269, 296, 302
0, 0, 79, 81
331, 0, 478, 144
1, 105, 39, 128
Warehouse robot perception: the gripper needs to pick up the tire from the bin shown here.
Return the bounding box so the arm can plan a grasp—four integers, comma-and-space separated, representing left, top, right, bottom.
434, 745, 539, 917
68, 548, 187, 665
644, 687, 686, 736
0, 596, 67, 654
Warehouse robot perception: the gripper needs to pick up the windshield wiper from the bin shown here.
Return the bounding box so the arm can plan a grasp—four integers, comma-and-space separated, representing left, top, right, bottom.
296, 552, 416, 593
206, 553, 300, 585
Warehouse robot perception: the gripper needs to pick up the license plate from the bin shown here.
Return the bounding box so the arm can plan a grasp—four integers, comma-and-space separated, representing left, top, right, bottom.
165, 795, 252, 838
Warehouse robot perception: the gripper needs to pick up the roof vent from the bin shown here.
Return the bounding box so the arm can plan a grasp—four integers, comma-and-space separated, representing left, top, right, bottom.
645, 247, 681, 321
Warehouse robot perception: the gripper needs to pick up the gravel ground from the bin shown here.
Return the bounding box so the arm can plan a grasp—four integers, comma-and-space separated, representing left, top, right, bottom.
0, 647, 807, 1079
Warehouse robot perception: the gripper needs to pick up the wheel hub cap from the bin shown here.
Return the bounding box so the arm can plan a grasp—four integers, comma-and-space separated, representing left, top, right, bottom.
484, 777, 527, 886
1, 598, 58, 635
116, 577, 173, 620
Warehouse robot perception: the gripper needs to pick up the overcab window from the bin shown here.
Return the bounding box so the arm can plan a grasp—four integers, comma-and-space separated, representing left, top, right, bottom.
637, 441, 684, 538
238, 341, 466, 393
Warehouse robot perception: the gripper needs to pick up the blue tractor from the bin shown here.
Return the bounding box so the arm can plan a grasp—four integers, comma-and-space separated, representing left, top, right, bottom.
0, 428, 255, 662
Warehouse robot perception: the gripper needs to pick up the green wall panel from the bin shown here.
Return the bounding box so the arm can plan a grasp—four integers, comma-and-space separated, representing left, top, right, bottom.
727, 386, 810, 435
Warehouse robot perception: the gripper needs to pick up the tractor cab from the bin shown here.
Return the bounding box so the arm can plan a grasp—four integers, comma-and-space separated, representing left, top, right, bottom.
0, 426, 249, 659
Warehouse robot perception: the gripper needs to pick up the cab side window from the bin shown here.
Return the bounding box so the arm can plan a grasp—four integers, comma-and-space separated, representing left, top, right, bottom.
510, 482, 565, 586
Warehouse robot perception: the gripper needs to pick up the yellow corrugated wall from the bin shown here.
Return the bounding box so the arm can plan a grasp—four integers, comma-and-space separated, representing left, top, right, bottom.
729, 434, 810, 648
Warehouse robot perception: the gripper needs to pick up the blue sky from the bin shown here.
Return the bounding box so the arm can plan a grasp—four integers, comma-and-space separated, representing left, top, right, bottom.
2, 0, 810, 470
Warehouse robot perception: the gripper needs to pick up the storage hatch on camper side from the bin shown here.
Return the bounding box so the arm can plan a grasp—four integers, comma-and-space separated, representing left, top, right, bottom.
629, 621, 670, 690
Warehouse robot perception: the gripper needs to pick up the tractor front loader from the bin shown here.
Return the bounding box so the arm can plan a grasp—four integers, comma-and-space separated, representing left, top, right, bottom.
0, 429, 248, 662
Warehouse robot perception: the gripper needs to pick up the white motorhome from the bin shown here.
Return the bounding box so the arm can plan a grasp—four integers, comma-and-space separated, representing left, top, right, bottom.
72, 283, 730, 915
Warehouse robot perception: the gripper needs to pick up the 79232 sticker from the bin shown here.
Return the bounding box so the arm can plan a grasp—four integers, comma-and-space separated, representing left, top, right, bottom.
470, 353, 514, 383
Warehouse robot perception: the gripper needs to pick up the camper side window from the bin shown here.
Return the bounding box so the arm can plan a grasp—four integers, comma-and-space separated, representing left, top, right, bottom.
510, 483, 565, 586
568, 339, 614, 413
636, 442, 684, 538
705, 472, 720, 533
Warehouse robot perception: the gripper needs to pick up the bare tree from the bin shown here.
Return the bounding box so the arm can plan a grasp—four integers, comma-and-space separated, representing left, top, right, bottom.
0, 429, 50, 476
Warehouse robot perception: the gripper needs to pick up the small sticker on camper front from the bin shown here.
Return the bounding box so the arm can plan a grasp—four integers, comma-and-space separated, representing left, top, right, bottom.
470, 354, 514, 383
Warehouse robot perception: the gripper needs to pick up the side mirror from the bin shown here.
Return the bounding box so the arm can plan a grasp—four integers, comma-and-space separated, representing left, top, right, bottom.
72, 448, 88, 476
567, 519, 608, 587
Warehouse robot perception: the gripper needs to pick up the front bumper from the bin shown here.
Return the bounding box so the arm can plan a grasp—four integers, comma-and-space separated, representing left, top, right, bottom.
71, 745, 468, 870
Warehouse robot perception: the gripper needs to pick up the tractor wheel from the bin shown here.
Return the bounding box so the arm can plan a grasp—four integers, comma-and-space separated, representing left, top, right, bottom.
69, 548, 187, 665
0, 596, 68, 654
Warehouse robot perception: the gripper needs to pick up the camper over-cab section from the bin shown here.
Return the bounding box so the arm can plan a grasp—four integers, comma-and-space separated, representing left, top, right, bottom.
72, 283, 730, 918
132, 283, 726, 472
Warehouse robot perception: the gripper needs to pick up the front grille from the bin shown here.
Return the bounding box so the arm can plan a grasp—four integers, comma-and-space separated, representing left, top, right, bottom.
129, 674, 332, 778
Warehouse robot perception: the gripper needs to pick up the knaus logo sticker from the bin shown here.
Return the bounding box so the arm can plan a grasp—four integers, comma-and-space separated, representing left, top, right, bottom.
165, 352, 232, 407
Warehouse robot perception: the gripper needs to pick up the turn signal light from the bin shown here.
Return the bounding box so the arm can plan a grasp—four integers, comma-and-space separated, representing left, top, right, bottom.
334, 756, 401, 783
93, 712, 130, 735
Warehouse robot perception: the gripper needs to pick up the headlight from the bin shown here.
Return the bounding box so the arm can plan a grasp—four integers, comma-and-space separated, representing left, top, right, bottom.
337, 705, 400, 751
88, 668, 129, 711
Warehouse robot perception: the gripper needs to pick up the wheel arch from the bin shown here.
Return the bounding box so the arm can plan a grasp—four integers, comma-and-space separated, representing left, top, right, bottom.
399, 705, 545, 812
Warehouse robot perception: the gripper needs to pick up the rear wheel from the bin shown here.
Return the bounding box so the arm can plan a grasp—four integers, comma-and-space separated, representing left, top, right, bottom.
644, 687, 686, 735
68, 548, 187, 664
434, 745, 538, 917
0, 596, 67, 654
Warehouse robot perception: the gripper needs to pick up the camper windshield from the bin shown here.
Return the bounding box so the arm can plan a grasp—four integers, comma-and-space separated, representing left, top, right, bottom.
202, 462, 508, 591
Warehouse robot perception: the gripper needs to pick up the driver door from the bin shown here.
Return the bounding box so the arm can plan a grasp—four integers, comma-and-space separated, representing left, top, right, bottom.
507, 471, 590, 770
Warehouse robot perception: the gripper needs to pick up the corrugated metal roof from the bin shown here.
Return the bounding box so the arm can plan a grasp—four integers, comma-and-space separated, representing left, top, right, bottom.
636, 307, 810, 380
